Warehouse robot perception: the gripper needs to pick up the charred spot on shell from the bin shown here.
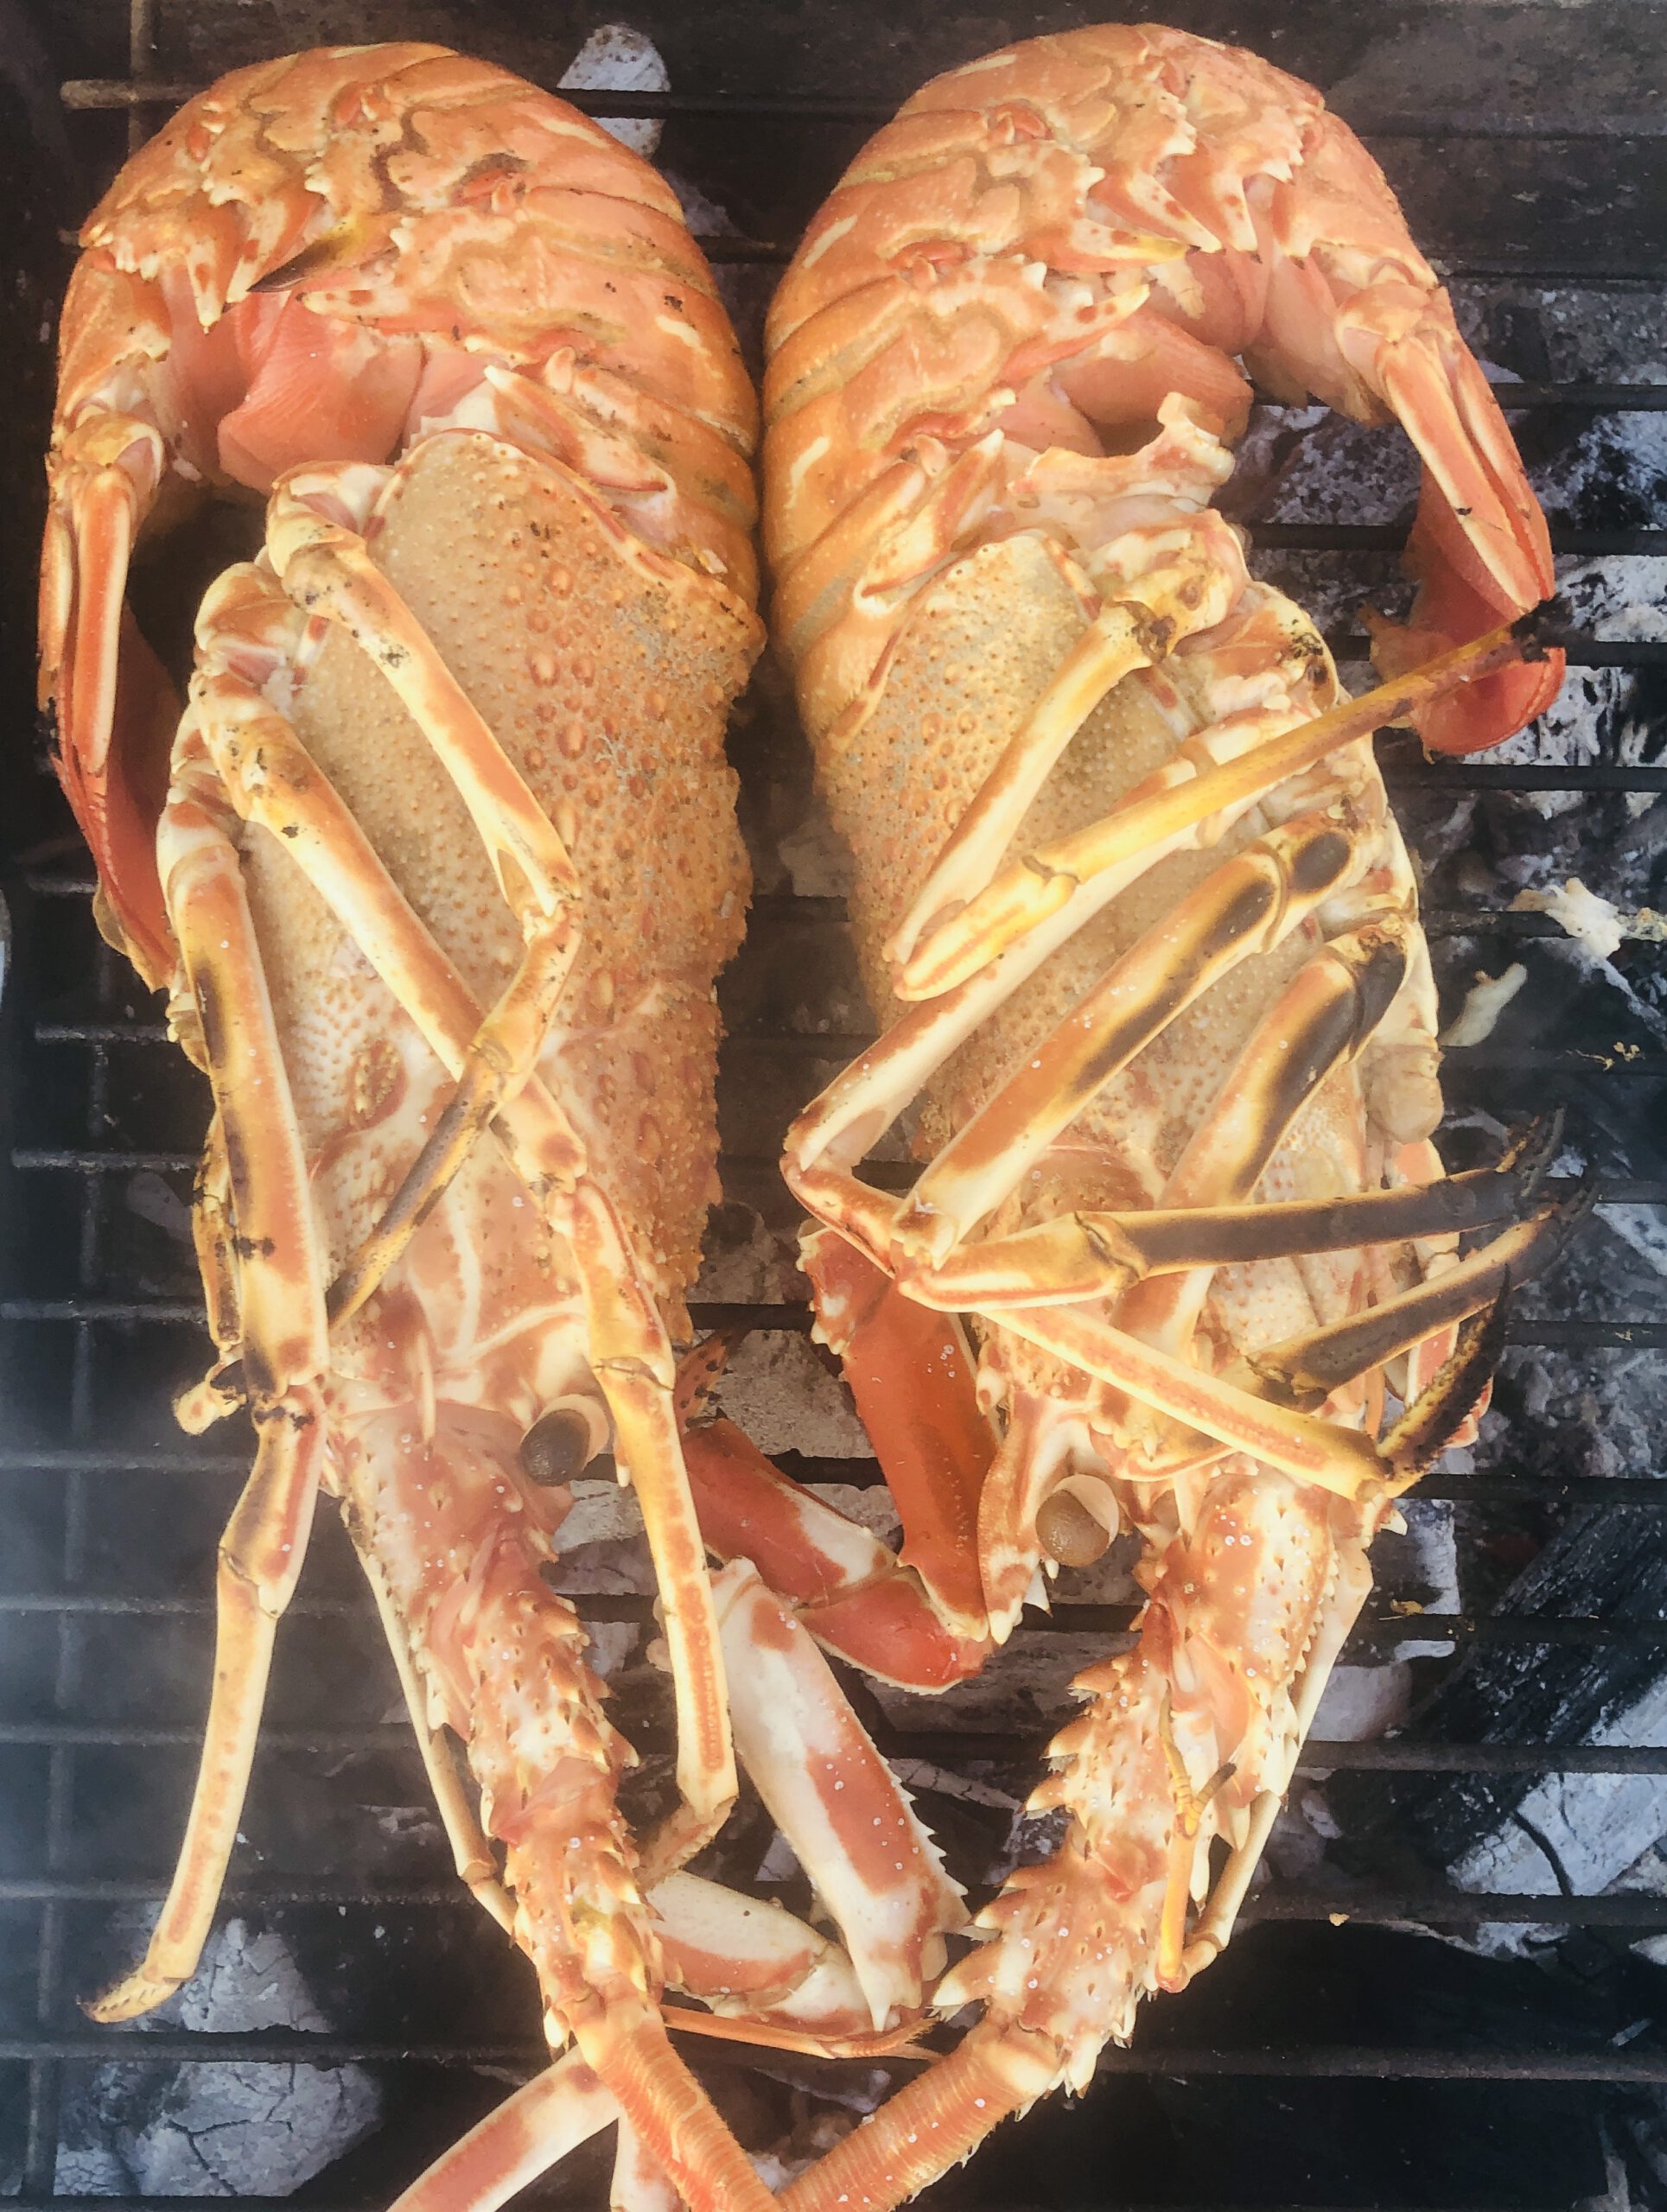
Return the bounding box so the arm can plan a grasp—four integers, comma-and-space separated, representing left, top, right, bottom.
519, 1398, 610, 1486
1287, 827, 1352, 898
1036, 1487, 1114, 1567
1348, 928, 1409, 1052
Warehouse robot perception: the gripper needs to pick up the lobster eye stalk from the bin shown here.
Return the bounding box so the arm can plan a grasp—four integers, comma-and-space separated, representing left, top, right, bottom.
519, 1402, 609, 1486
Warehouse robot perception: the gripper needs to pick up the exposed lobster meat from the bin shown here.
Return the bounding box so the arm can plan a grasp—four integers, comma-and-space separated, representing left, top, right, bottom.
40, 45, 970, 2212
734, 25, 1569, 2208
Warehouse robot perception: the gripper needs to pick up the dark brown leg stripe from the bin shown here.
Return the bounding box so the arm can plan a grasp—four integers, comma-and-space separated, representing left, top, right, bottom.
1110, 1162, 1526, 1273
1248, 1200, 1575, 1402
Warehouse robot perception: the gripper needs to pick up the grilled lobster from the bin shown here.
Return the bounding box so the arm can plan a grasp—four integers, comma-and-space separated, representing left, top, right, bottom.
710, 24, 1569, 2207
40, 44, 969, 2211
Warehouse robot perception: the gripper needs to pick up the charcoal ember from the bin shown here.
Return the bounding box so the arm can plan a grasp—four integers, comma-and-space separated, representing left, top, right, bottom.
709, 1331, 873, 1459
54, 1918, 378, 2197
1114, 1926, 1628, 2212
1332, 1489, 1667, 1930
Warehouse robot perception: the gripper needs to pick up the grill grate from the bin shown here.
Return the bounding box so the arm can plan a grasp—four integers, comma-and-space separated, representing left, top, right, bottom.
3, 5, 1666, 2209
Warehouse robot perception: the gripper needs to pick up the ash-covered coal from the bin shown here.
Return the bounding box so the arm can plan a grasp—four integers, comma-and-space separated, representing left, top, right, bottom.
56, 1918, 379, 2197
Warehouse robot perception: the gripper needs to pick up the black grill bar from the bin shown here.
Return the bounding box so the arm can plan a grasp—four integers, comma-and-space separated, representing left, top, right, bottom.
0, 1874, 1664, 1930
2, 1719, 1664, 1774
0, 2196, 1642, 2212
4, 1296, 1660, 1351
12, 1154, 1664, 1202
1384, 763, 1667, 795
0, 1592, 1661, 1656
23, 1023, 1667, 1058
21, 29, 1667, 2208
1259, 523, 1667, 556
3, 1447, 1662, 1511
51, 79, 1667, 139
4, 2029, 1666, 2086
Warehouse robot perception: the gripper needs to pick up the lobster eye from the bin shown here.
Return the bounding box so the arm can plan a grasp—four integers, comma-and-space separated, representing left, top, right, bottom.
1036, 1487, 1114, 1567
519, 1406, 595, 1486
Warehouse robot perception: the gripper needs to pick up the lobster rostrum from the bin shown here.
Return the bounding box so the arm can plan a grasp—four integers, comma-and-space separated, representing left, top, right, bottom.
715, 25, 1570, 2208
41, 46, 972, 2211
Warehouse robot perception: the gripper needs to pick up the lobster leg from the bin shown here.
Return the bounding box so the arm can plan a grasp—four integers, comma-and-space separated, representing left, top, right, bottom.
895, 810, 1369, 1267
265, 471, 582, 923
258, 477, 740, 1839
1175, 1541, 1372, 1984
190, 652, 586, 1188
989, 1303, 1388, 1498
799, 1228, 996, 1637
89, 753, 329, 2021
172, 1109, 247, 1431
385, 2051, 617, 2212
888, 530, 1241, 966
39, 416, 176, 983
897, 619, 1537, 1000
653, 1870, 930, 2056
386, 1861, 933, 2212
359, 1554, 515, 1936
780, 1404, 1493, 2212
1246, 1201, 1569, 1403
709, 1558, 966, 2030
570, 1179, 741, 1846
901, 1161, 1530, 1311
193, 605, 737, 1842
612, 2120, 684, 2212
679, 1407, 989, 1689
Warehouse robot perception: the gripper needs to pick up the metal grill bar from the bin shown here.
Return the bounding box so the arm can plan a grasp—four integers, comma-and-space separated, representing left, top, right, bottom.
0, 1876, 1661, 1929
23, 1021, 1667, 1061
3, 2031, 1664, 2085
1258, 523, 1667, 555
0, 1725, 1653, 1778
18, 25, 1667, 2208
50, 79, 1667, 138
4, 1298, 1661, 1349
2, 1448, 1662, 1510
0, 1592, 1659, 1655
0, 2202, 1613, 2212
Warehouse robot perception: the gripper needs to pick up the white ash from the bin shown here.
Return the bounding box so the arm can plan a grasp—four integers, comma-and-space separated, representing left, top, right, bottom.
1448, 285, 1667, 387
1530, 404, 1667, 534
889, 1758, 1023, 1814
666, 172, 742, 239
1441, 962, 1530, 1046
871, 1630, 1114, 1735
549, 1474, 646, 1549
778, 787, 856, 899
1310, 1662, 1415, 1745
1448, 1669, 1667, 1960
754, 1829, 805, 1885
557, 24, 667, 157
691, 1199, 801, 1303
1599, 1201, 1667, 1284
711, 1331, 874, 1459
57, 1918, 379, 2197
367, 1802, 445, 1851
1372, 1493, 1462, 1662
124, 1167, 192, 1244
1231, 404, 1420, 527
1047, 1528, 1143, 1610
1510, 879, 1640, 963
1609, 1838, 1667, 1970
1267, 1787, 1346, 1885
1475, 556, 1667, 829
811, 1482, 900, 1540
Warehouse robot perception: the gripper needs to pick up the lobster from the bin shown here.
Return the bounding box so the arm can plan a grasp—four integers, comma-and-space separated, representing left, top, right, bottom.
40, 44, 972, 2212
690, 23, 1569, 2208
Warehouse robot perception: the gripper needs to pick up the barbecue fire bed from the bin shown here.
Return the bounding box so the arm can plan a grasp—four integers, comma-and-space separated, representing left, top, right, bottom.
2, 3, 1665, 2208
